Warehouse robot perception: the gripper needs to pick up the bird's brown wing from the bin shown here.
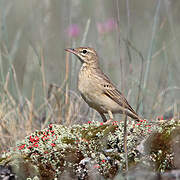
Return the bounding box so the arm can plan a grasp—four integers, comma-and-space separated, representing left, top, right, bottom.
95, 68, 138, 116
104, 87, 138, 115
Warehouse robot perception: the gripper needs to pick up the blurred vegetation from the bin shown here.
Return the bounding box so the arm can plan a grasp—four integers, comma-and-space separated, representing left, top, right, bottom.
0, 0, 179, 165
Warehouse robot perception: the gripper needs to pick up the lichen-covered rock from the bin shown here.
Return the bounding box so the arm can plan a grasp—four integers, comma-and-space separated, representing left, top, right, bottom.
0, 119, 179, 179
142, 119, 180, 172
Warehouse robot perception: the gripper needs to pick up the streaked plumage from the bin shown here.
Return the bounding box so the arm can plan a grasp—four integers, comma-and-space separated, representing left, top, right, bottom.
65, 47, 141, 122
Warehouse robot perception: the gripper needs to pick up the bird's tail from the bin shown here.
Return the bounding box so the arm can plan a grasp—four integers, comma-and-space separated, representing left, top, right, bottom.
126, 109, 142, 122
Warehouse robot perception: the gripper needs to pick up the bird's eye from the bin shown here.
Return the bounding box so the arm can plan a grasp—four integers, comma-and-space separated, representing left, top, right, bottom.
82, 50, 87, 54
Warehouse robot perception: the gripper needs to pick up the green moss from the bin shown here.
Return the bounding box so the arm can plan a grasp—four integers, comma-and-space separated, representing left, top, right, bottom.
0, 119, 179, 179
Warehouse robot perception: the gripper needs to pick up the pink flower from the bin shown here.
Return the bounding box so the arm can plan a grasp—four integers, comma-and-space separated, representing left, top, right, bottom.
97, 22, 106, 34
97, 18, 117, 34
104, 18, 117, 32
67, 24, 80, 38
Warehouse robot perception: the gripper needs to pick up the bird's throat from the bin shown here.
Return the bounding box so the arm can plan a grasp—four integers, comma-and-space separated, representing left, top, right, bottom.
80, 62, 99, 71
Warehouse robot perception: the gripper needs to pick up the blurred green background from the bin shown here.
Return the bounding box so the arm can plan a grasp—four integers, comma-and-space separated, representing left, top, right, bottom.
0, 0, 180, 131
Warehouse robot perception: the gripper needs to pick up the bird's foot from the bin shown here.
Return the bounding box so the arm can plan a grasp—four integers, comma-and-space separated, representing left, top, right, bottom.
104, 118, 113, 124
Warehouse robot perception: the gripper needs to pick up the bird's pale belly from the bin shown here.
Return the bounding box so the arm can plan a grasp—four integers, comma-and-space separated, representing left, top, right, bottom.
78, 71, 120, 114
80, 91, 120, 114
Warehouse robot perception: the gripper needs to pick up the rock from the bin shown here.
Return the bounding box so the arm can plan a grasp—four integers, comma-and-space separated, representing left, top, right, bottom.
0, 119, 179, 179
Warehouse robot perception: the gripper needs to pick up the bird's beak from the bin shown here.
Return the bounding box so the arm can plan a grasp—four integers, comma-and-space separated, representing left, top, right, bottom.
65, 48, 83, 62
65, 48, 77, 55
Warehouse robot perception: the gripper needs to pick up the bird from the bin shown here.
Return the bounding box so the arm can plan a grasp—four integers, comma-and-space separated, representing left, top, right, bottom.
65, 47, 141, 122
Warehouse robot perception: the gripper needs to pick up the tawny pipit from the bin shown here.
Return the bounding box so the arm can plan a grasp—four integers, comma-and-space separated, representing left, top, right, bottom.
65, 47, 141, 122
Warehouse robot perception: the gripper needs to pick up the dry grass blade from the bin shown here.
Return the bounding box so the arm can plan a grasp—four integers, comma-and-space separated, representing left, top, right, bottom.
116, 0, 124, 91
27, 84, 35, 133
65, 49, 70, 105
3, 71, 16, 106
124, 39, 145, 113
40, 47, 47, 97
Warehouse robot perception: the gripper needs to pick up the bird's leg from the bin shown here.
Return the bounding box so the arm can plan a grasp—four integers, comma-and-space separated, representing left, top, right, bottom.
104, 110, 114, 124
108, 110, 113, 120
99, 112, 107, 122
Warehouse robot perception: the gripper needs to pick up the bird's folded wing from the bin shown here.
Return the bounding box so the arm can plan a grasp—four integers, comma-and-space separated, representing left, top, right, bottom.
94, 68, 138, 116
103, 85, 137, 114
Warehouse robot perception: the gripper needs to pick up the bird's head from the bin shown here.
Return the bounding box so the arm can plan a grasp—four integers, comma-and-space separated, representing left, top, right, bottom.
65, 47, 98, 65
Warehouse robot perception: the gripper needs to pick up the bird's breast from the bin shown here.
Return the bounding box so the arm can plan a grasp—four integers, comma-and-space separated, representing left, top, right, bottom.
78, 69, 123, 114
78, 69, 92, 94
